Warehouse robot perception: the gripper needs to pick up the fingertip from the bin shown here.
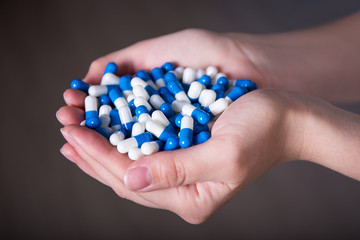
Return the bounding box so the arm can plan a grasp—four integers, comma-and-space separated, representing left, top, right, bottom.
63, 89, 87, 108
56, 106, 85, 126
60, 143, 76, 163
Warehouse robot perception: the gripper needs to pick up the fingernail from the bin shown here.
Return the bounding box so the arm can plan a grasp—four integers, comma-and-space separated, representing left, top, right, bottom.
60, 146, 75, 163
124, 167, 152, 191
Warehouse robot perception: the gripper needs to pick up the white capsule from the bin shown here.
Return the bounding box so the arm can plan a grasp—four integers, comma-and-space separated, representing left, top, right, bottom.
208, 98, 229, 116
149, 94, 165, 110
141, 141, 160, 155
110, 131, 126, 146
133, 97, 152, 112
199, 89, 216, 107
206, 66, 218, 79
145, 119, 164, 138
117, 137, 138, 153
99, 105, 112, 116
131, 122, 145, 136
182, 67, 197, 84
128, 147, 144, 160
132, 85, 150, 100
88, 85, 107, 97
101, 73, 119, 85
118, 106, 133, 126
187, 81, 205, 100
152, 110, 170, 127
196, 68, 205, 79
85, 95, 98, 112
80, 120, 86, 126
174, 67, 184, 79
181, 116, 194, 130
174, 91, 191, 103
182, 104, 196, 117
171, 100, 188, 113
138, 113, 151, 124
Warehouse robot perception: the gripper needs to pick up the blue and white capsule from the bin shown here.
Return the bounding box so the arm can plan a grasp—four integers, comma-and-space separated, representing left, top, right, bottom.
149, 94, 174, 118
198, 89, 216, 107
109, 88, 128, 109
225, 86, 248, 104
165, 72, 191, 103
193, 131, 211, 145
109, 128, 127, 146
141, 140, 165, 155
118, 105, 135, 132
119, 75, 133, 99
145, 119, 178, 143
84, 95, 101, 129
204, 98, 229, 119
187, 81, 205, 102
136, 69, 158, 90
109, 109, 122, 131
100, 62, 119, 85
151, 67, 175, 103
152, 110, 177, 135
235, 79, 258, 91
131, 77, 159, 97
179, 116, 194, 148
171, 100, 210, 125
88, 85, 119, 97
117, 132, 153, 154
133, 97, 152, 123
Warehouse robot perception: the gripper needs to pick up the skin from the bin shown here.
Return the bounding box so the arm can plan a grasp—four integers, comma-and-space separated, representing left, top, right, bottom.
57, 13, 360, 224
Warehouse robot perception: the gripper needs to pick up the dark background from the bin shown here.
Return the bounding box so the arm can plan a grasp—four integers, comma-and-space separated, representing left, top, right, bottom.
1, 0, 360, 239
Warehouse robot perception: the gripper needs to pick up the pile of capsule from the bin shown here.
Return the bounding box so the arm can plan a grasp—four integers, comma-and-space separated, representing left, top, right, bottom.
70, 62, 258, 160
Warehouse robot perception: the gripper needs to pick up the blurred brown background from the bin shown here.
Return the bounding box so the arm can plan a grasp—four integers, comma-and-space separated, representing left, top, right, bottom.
1, 0, 360, 239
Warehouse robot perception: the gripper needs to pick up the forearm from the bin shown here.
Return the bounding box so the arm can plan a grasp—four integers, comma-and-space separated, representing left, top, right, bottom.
234, 12, 360, 102
298, 95, 360, 180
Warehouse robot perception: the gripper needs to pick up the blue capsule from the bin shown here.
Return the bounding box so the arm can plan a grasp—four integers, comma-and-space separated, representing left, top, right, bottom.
216, 76, 229, 90
70, 79, 90, 92
225, 86, 248, 103
161, 62, 175, 72
235, 79, 258, 91
193, 131, 211, 145
103, 62, 118, 75
179, 116, 194, 148
98, 94, 112, 106
197, 75, 212, 88
109, 109, 122, 131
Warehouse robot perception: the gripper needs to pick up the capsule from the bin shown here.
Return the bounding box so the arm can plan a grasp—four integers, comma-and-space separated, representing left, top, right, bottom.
98, 94, 112, 106
151, 110, 177, 134
149, 94, 174, 118
118, 105, 135, 131
161, 62, 175, 72
99, 105, 112, 129
109, 88, 128, 109
88, 85, 119, 97
119, 75, 133, 99
165, 72, 191, 103
128, 147, 145, 160
197, 75, 212, 88
136, 70, 158, 90
193, 131, 211, 145
206, 66, 218, 79
131, 77, 159, 96
109, 109, 122, 131
235, 79, 258, 91
132, 85, 150, 100
225, 86, 248, 104
141, 140, 165, 155
187, 81, 205, 102
196, 68, 206, 79
109, 128, 127, 146
70, 79, 90, 92
131, 122, 146, 137
181, 102, 210, 125
179, 116, 194, 148
145, 119, 178, 143
204, 98, 229, 119
198, 89, 216, 107
211, 84, 225, 100
117, 132, 153, 154
84, 95, 101, 129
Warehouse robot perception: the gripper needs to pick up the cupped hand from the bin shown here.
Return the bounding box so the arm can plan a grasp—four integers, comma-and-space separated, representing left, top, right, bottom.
56, 29, 302, 223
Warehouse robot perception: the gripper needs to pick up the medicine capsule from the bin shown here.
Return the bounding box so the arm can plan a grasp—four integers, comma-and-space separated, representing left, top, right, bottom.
99, 105, 112, 128
196, 68, 206, 80
174, 67, 184, 79
141, 140, 165, 155
70, 79, 90, 92
117, 132, 153, 154
179, 116, 194, 148
84, 95, 102, 129
131, 77, 159, 96
187, 81, 205, 102
109, 128, 127, 146
118, 105, 135, 131
151, 110, 177, 135
98, 94, 112, 106
109, 88, 128, 109
225, 86, 248, 104
163, 136, 180, 150
101, 73, 119, 85
119, 75, 133, 99
176, 101, 210, 125
149, 94, 174, 118
94, 127, 111, 139
217, 76, 230, 90
88, 85, 119, 97
132, 85, 150, 100
193, 131, 211, 145
135, 105, 151, 124
235, 79, 258, 91
131, 122, 146, 136
136, 69, 158, 90
165, 72, 191, 103
211, 84, 225, 100
161, 62, 175, 72
145, 119, 178, 143
198, 89, 216, 107
204, 98, 229, 119
197, 75, 212, 88
128, 147, 145, 160
182, 67, 197, 85
109, 109, 122, 131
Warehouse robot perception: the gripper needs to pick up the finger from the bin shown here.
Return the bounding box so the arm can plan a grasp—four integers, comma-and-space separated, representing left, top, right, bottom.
60, 126, 162, 208
56, 106, 84, 126
61, 124, 133, 179
60, 143, 110, 186
123, 135, 228, 192
63, 89, 87, 108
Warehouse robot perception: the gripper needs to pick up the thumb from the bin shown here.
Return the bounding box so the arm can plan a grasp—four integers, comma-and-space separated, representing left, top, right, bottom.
123, 137, 222, 192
